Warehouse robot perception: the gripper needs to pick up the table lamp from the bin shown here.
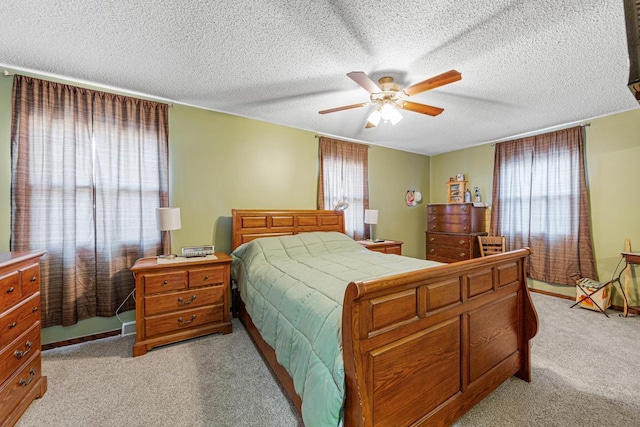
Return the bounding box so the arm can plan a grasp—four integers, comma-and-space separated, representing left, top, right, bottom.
364, 209, 381, 242
156, 207, 181, 258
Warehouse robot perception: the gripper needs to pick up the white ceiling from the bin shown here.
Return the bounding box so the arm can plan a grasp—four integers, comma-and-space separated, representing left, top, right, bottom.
2, 0, 638, 155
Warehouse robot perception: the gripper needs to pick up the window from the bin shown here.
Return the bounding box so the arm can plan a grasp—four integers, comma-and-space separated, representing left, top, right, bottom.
490, 126, 597, 285
11, 76, 169, 327
317, 137, 369, 239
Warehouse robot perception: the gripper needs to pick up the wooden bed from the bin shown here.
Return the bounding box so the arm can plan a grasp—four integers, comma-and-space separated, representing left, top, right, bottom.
231, 209, 538, 427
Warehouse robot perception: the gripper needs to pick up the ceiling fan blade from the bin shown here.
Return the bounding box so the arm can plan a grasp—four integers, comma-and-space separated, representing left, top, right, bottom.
347, 71, 381, 94
318, 102, 369, 114
398, 101, 444, 116
403, 70, 461, 97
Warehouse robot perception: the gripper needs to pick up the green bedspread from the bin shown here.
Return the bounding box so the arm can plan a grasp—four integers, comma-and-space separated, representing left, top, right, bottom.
230, 231, 442, 427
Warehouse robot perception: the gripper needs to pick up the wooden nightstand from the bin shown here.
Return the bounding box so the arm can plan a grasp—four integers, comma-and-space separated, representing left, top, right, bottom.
357, 239, 403, 255
130, 253, 232, 357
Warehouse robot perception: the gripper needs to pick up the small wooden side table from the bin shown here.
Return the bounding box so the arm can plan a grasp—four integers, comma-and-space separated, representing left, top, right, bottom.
357, 239, 403, 255
621, 251, 640, 317
131, 253, 232, 356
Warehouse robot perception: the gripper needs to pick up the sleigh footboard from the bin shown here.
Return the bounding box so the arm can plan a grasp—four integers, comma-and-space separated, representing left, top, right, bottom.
342, 248, 537, 427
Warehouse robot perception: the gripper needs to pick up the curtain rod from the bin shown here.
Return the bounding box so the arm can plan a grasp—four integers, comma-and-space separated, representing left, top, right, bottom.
490, 122, 591, 146
314, 134, 370, 147
2, 69, 174, 107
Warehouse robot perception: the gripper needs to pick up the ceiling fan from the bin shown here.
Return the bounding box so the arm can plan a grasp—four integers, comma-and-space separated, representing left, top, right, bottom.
319, 70, 461, 128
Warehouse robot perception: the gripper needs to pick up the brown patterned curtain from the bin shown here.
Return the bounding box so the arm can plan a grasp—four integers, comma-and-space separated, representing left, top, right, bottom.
317, 137, 369, 240
490, 126, 597, 285
11, 76, 169, 327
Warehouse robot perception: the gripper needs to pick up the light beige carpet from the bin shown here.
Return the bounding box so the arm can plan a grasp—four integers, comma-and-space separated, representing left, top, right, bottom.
16, 293, 640, 426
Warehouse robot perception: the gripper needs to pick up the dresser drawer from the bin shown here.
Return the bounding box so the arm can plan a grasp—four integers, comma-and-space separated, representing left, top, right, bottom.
426, 244, 473, 262
145, 305, 224, 337
0, 271, 21, 313
0, 293, 40, 349
427, 213, 471, 225
0, 323, 40, 385
427, 204, 472, 215
0, 351, 42, 417
427, 222, 471, 233
188, 266, 226, 288
144, 285, 225, 317
426, 233, 472, 248
144, 271, 187, 294
20, 263, 41, 297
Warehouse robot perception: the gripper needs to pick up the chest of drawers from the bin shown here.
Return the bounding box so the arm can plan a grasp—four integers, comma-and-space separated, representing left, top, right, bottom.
131, 254, 233, 357
426, 203, 487, 263
0, 251, 47, 427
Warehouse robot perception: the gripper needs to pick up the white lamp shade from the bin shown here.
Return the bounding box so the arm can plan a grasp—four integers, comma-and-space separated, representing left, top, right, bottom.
364, 209, 378, 225
156, 207, 181, 231
367, 109, 381, 127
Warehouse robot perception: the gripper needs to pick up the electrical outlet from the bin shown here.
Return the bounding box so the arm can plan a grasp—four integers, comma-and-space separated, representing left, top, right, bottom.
121, 321, 136, 336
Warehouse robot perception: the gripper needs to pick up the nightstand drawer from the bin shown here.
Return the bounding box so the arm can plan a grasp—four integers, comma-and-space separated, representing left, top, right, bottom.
144, 285, 225, 316
368, 246, 402, 255
144, 271, 187, 294
189, 266, 225, 288
145, 305, 224, 337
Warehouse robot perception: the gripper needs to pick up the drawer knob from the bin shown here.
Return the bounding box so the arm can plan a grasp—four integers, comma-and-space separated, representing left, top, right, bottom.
429, 237, 435, 242
430, 249, 435, 253
462, 217, 468, 222
163, 280, 169, 285
19, 368, 36, 386
459, 240, 465, 245
6, 286, 14, 293
32, 306, 39, 312
203, 275, 210, 280
9, 321, 17, 329
459, 252, 466, 257
177, 295, 197, 305
14, 341, 32, 359
30, 276, 37, 282
178, 315, 197, 325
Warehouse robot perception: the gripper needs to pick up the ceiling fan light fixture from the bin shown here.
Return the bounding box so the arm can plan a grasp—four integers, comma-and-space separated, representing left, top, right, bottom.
367, 109, 381, 127
380, 103, 403, 125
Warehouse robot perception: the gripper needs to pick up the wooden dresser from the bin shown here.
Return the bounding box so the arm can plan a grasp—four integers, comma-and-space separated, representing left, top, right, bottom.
357, 239, 403, 255
0, 251, 47, 427
426, 203, 487, 263
131, 254, 232, 357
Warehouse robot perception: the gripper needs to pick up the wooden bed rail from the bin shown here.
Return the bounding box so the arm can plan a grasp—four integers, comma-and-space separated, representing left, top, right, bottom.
342, 248, 537, 427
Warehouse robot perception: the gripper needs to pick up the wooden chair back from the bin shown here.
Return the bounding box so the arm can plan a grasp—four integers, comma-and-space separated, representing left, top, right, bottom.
478, 235, 507, 257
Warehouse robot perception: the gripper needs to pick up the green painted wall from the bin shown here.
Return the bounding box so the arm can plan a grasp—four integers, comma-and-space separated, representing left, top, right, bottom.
429, 108, 640, 307
369, 144, 430, 259
0, 73, 429, 344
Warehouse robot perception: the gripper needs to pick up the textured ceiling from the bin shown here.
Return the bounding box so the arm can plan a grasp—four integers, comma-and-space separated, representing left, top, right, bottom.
1, 0, 638, 155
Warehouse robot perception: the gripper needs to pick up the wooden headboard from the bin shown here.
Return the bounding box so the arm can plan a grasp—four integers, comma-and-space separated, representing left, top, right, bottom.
231, 209, 345, 250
